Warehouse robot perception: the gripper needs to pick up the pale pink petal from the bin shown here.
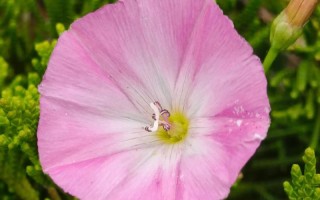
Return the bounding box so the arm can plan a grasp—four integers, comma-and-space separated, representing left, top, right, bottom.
190, 116, 269, 185
170, 1, 270, 197
177, 136, 231, 199
171, 2, 269, 119
39, 31, 144, 120
38, 97, 159, 170
46, 143, 184, 200
69, 0, 210, 110
169, 4, 270, 194
47, 150, 146, 200
38, 29, 162, 169
105, 145, 184, 200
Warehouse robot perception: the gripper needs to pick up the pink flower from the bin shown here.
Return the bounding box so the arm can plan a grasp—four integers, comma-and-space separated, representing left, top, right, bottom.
37, 0, 270, 199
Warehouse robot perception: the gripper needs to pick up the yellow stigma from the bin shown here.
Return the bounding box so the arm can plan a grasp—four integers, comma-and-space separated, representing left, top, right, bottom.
157, 112, 189, 144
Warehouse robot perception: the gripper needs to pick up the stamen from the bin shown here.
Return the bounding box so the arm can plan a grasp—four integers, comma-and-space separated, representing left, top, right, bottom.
145, 102, 171, 132
154, 101, 163, 111
152, 114, 156, 120
145, 102, 160, 132
160, 109, 170, 117
150, 102, 160, 121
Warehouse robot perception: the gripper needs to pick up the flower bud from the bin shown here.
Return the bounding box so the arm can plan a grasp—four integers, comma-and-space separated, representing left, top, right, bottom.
270, 0, 318, 51
285, 0, 318, 27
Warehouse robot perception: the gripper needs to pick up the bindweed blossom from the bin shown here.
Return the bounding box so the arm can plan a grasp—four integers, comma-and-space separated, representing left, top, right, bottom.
37, 0, 270, 199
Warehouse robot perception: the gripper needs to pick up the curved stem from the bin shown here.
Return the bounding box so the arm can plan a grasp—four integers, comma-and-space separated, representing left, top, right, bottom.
48, 186, 62, 200
13, 176, 39, 200
263, 47, 279, 73
310, 106, 320, 149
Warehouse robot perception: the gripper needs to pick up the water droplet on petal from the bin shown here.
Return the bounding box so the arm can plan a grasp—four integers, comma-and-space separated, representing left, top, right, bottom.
253, 133, 264, 141
236, 119, 243, 127
233, 105, 245, 116
264, 107, 270, 114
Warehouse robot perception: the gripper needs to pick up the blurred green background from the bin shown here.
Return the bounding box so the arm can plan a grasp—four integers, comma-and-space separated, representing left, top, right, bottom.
0, 0, 320, 199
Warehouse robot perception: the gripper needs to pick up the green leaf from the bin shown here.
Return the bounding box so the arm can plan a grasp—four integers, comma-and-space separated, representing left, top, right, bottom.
284, 148, 320, 199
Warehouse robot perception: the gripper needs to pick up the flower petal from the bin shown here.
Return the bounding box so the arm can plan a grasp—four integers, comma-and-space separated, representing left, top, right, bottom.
190, 116, 269, 183
170, 4, 270, 191
177, 136, 231, 199
170, 2, 269, 118
38, 30, 163, 175
38, 96, 159, 170
69, 0, 212, 110
46, 143, 184, 200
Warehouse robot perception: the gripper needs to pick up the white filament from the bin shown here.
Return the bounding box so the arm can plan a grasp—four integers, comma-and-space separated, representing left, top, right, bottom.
148, 102, 160, 132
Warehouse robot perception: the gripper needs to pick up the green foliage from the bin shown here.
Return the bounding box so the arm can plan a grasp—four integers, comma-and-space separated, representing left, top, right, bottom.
32, 40, 57, 76
0, 15, 70, 200
233, 0, 263, 33
215, 0, 236, 12
0, 73, 41, 200
0, 46, 58, 200
44, 0, 74, 34
0, 57, 9, 89
0, 0, 49, 73
284, 148, 320, 200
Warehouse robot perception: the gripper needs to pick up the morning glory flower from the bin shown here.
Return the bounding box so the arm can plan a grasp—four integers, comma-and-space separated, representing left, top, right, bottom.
37, 0, 270, 199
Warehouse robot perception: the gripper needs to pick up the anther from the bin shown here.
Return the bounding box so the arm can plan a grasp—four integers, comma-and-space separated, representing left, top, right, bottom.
154, 101, 163, 111
160, 109, 170, 118
145, 126, 152, 132
162, 123, 171, 131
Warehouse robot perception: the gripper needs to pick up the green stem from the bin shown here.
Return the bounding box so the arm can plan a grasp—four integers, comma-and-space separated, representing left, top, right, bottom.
310, 106, 320, 149
230, 180, 283, 198
252, 156, 301, 169
48, 186, 62, 200
268, 125, 310, 139
255, 186, 276, 200
13, 176, 39, 200
263, 47, 279, 73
